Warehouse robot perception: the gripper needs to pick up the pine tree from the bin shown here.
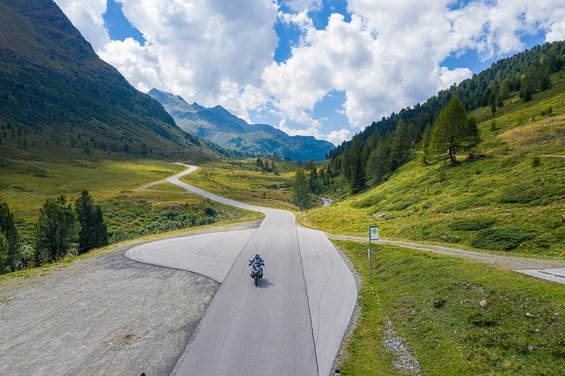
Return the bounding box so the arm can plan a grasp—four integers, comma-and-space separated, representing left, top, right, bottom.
349, 137, 366, 193
464, 116, 480, 159
292, 170, 311, 210
389, 120, 411, 170
308, 167, 321, 195
0, 232, 9, 274
431, 96, 469, 165
35, 196, 78, 263
367, 140, 391, 183
75, 191, 108, 254
0, 200, 20, 272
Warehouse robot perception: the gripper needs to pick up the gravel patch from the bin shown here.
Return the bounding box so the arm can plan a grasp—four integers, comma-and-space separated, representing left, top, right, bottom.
0, 248, 218, 376
382, 318, 421, 375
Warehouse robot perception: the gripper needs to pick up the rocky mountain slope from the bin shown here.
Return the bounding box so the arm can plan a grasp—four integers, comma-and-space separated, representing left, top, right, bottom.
0, 0, 205, 160
149, 88, 334, 161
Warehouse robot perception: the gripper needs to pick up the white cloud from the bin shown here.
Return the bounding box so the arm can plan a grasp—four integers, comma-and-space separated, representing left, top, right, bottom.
277, 119, 322, 139
326, 128, 351, 146
284, 0, 323, 13
546, 19, 565, 42
54, 0, 109, 49
56, 0, 565, 143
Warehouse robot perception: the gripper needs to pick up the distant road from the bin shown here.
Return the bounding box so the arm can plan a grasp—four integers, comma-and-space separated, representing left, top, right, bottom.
127, 165, 357, 376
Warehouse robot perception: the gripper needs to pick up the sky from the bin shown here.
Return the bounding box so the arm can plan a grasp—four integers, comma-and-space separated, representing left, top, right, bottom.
54, 0, 564, 145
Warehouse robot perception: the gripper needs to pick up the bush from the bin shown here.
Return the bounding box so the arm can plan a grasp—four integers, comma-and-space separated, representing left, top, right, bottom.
449, 218, 496, 231
472, 227, 536, 251
531, 156, 541, 167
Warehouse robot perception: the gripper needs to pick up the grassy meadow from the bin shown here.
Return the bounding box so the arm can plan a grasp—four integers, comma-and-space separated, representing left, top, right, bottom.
0, 158, 260, 244
335, 240, 565, 375
180, 158, 299, 210
303, 76, 565, 257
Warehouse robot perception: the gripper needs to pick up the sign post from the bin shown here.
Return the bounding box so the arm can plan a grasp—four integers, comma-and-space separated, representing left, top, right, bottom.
368, 226, 379, 282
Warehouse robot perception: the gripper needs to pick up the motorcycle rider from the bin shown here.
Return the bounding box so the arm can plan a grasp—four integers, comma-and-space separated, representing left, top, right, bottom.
249, 253, 265, 278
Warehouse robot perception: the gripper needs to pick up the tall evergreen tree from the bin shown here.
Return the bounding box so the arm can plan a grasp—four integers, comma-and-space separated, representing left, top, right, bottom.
349, 136, 366, 193
431, 96, 469, 165
367, 140, 391, 184
0, 200, 20, 272
389, 120, 411, 170
75, 191, 108, 254
0, 232, 9, 274
308, 167, 321, 195
291, 170, 311, 210
35, 196, 78, 263
464, 116, 481, 159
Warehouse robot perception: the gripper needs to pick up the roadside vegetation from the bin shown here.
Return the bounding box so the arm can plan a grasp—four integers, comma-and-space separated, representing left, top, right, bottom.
0, 159, 260, 275
180, 158, 299, 210
335, 240, 564, 375
302, 74, 564, 257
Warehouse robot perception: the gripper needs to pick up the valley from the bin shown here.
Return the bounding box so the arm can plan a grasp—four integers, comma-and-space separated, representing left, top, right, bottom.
0, 1, 563, 375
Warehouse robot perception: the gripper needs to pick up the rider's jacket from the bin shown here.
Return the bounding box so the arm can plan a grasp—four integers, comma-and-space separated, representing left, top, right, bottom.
249, 256, 264, 266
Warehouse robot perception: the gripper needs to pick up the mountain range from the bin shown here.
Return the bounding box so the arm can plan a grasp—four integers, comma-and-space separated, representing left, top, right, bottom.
0, 0, 210, 160
148, 89, 334, 161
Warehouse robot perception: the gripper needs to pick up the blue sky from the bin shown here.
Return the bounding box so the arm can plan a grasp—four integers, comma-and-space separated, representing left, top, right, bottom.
60, 0, 564, 145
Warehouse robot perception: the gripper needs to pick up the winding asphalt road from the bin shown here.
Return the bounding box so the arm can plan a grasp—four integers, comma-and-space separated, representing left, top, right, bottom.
126, 165, 357, 376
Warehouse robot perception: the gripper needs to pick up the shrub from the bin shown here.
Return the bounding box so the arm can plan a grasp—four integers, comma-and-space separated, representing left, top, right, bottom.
449, 218, 496, 231
531, 156, 541, 167
472, 227, 536, 251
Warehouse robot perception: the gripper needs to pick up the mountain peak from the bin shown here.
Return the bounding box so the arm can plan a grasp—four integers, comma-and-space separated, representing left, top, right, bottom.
150, 90, 334, 161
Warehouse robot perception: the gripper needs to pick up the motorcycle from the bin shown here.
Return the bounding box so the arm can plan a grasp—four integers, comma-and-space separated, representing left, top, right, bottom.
250, 263, 263, 286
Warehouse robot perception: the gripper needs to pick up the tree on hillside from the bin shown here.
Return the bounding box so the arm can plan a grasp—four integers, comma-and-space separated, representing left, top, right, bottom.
0, 200, 20, 272
292, 170, 311, 210
0, 232, 10, 274
348, 136, 366, 193
464, 116, 481, 159
367, 139, 391, 183
389, 120, 411, 170
308, 167, 321, 195
75, 191, 108, 254
431, 96, 478, 165
34, 196, 78, 264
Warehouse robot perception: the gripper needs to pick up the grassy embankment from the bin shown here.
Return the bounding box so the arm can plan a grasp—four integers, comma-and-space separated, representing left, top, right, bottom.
179, 158, 298, 210
0, 158, 261, 244
336, 240, 564, 375
304, 76, 565, 257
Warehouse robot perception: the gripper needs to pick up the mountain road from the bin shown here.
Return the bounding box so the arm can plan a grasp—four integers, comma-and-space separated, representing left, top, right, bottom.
126, 165, 358, 376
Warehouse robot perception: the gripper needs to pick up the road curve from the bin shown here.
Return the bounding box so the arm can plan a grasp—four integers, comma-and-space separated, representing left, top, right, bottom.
127, 165, 357, 376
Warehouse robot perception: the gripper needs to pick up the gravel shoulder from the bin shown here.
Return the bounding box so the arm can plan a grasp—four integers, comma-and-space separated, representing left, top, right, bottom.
0, 220, 260, 376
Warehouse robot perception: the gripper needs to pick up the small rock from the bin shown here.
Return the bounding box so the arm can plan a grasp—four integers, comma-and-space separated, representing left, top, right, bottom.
479, 299, 488, 308
527, 345, 535, 352
534, 328, 540, 333
411, 309, 417, 316
526, 312, 536, 318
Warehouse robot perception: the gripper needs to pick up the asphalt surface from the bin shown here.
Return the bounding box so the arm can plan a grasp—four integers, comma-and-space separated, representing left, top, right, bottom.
127, 165, 358, 376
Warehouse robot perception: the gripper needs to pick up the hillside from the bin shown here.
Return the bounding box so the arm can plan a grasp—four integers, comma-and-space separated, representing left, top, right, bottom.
149, 88, 334, 161
0, 0, 207, 161
304, 74, 565, 256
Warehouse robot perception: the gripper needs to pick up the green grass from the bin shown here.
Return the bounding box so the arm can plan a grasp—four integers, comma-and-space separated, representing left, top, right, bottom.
180, 158, 298, 210
0, 159, 182, 237
335, 240, 565, 375
0, 159, 260, 245
305, 76, 565, 257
